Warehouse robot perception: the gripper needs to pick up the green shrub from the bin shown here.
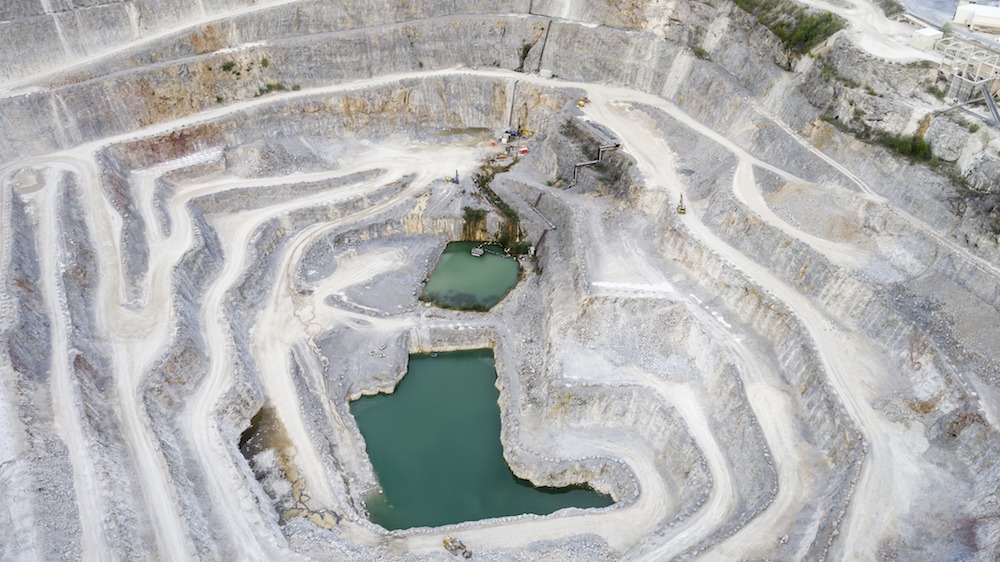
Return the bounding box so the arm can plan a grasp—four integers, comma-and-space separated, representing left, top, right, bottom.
734, 0, 844, 55
261, 57, 269, 68
472, 161, 522, 243
692, 46, 711, 60
879, 132, 933, 162
221, 60, 236, 72
509, 240, 533, 255
782, 12, 843, 53
875, 0, 905, 17
463, 207, 487, 222
255, 83, 288, 97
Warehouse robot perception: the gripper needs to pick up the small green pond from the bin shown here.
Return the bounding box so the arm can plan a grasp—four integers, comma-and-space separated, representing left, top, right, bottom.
350, 349, 612, 530
421, 241, 520, 310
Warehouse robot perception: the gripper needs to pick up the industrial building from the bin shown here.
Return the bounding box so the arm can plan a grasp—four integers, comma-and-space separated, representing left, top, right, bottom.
954, 1, 1000, 33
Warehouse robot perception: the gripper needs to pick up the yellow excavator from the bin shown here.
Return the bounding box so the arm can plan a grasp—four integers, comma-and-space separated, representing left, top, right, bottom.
443, 535, 473, 558
677, 194, 686, 215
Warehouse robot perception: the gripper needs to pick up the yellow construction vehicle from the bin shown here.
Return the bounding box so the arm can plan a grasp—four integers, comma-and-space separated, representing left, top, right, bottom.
443, 535, 473, 558
677, 194, 686, 215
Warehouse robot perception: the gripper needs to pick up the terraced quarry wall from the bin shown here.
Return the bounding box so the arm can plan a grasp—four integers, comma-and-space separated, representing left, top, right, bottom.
2, 1, 1000, 561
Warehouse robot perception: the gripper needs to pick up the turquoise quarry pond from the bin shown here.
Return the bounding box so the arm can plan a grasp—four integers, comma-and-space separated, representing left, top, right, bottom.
421, 241, 520, 310
350, 349, 612, 530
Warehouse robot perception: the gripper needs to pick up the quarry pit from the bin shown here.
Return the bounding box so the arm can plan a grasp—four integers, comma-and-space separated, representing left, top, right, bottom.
2, 1, 1000, 561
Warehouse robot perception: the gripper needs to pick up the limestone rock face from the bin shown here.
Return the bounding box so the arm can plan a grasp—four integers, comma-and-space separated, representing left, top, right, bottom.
963, 151, 1000, 193
224, 142, 296, 178
926, 117, 972, 162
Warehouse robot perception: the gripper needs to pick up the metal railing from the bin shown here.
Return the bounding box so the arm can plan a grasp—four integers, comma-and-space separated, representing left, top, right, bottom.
981, 82, 1000, 129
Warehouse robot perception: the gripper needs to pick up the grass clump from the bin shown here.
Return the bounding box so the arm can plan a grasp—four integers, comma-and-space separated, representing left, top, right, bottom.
928, 86, 947, 101
819, 113, 934, 164
879, 132, 933, 162
255, 83, 288, 97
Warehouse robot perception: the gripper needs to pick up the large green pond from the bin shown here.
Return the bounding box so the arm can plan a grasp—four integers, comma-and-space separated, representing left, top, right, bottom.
350, 349, 612, 530
421, 241, 520, 310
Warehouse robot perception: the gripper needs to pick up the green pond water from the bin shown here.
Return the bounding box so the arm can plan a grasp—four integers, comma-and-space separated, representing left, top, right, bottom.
350, 349, 612, 530
421, 241, 520, 310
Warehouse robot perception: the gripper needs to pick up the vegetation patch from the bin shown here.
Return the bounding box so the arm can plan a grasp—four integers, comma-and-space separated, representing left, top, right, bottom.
878, 132, 933, 162
732, 0, 844, 55
469, 161, 534, 255
517, 42, 532, 72
255, 82, 288, 97
821, 113, 935, 163
927, 85, 947, 101
819, 112, 997, 236
462, 206, 488, 240
474, 161, 519, 218
875, 0, 905, 18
